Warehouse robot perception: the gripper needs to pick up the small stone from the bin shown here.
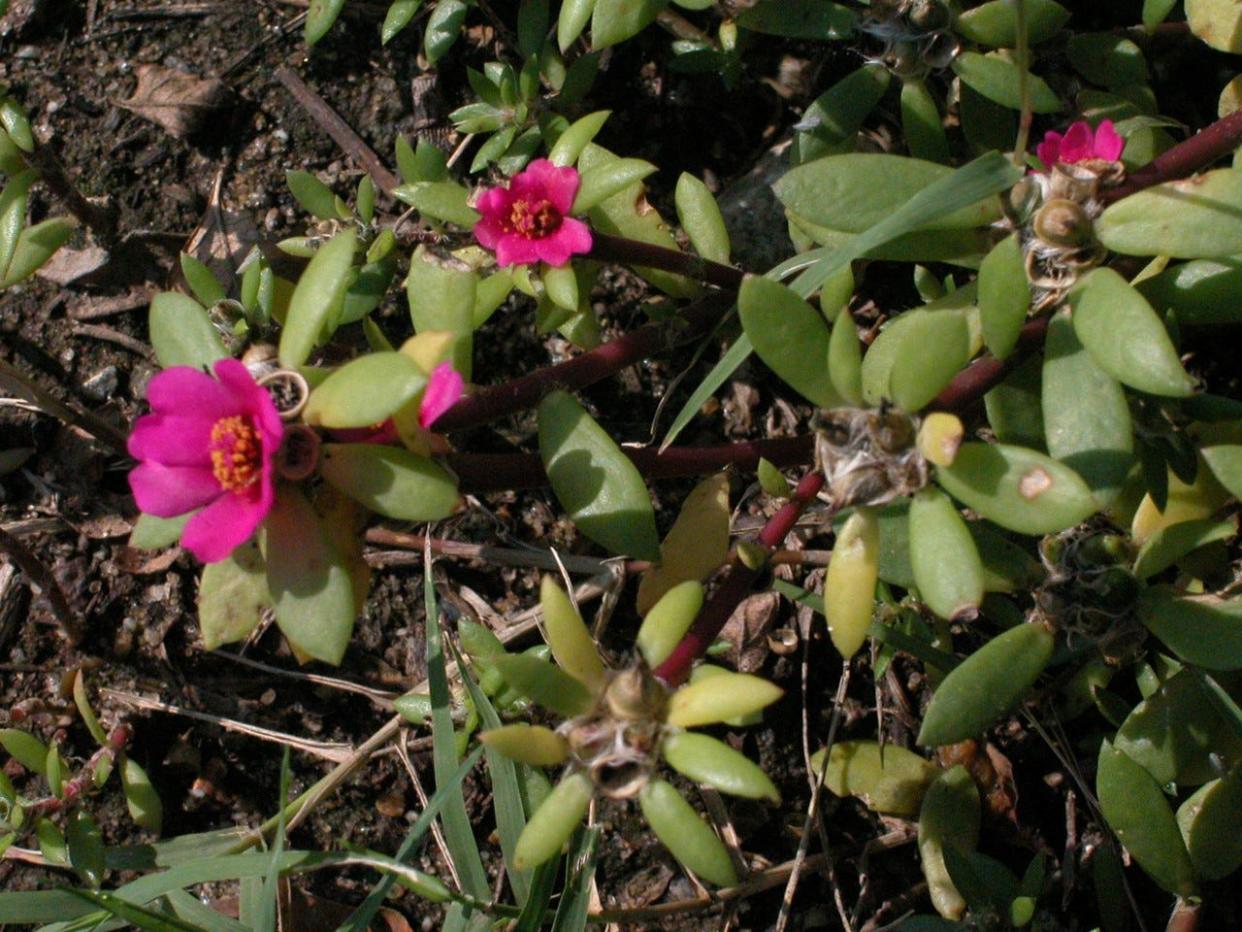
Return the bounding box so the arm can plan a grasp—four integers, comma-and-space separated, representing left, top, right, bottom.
80, 366, 118, 401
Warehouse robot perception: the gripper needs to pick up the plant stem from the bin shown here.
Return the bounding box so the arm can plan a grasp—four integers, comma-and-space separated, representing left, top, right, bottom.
1104, 110, 1242, 203
588, 231, 746, 290
929, 315, 1050, 411
652, 470, 825, 686
446, 434, 814, 493
431, 291, 735, 431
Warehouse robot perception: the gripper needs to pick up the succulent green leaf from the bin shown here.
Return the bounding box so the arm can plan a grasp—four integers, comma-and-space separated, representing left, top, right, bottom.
775, 154, 1001, 234
0, 728, 49, 775
953, 0, 1070, 47
1115, 669, 1242, 787
129, 512, 193, 550
0, 216, 74, 287
382, 0, 423, 44
977, 233, 1027, 360
917, 623, 1055, 746
1067, 34, 1148, 90
538, 390, 660, 560
198, 541, 270, 650
935, 441, 1097, 535
286, 170, 347, 222
794, 64, 890, 163
674, 172, 730, 264
278, 228, 357, 369
1138, 587, 1242, 671
424, 0, 467, 62
319, 444, 461, 521
35, 818, 67, 866
827, 308, 864, 405
825, 507, 880, 659
491, 653, 594, 717
1178, 767, 1242, 880
542, 262, 579, 312
919, 766, 981, 921
558, 0, 596, 50
1042, 310, 1134, 507
662, 732, 779, 802
393, 181, 479, 227
0, 97, 34, 152
862, 309, 971, 411
1098, 169, 1242, 258
67, 809, 105, 888
405, 246, 476, 378
548, 110, 611, 167
1202, 441, 1242, 500
1138, 258, 1242, 326
303, 352, 427, 428
0, 168, 36, 281
665, 672, 782, 727
539, 576, 606, 691
262, 487, 356, 666
1187, 0, 1242, 52
590, 0, 664, 49
571, 158, 656, 214
636, 580, 703, 668
951, 52, 1063, 113
120, 756, 163, 834
479, 724, 570, 767
738, 274, 840, 408
901, 78, 950, 164
1097, 739, 1197, 896
149, 292, 228, 371
514, 771, 593, 869
735, 0, 856, 38
639, 778, 738, 886
1133, 517, 1238, 579
909, 488, 985, 621
304, 0, 345, 45
811, 740, 940, 816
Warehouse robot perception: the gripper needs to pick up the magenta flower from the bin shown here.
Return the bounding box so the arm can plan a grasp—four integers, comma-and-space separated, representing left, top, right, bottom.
1036, 120, 1124, 168
128, 358, 283, 563
473, 159, 593, 267
419, 362, 464, 429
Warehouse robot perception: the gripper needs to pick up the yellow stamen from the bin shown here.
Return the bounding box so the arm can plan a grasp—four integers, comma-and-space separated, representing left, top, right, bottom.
507, 198, 561, 239
209, 415, 262, 492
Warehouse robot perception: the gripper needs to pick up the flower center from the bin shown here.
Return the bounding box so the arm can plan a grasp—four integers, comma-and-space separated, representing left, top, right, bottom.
209, 415, 262, 492
506, 198, 561, 240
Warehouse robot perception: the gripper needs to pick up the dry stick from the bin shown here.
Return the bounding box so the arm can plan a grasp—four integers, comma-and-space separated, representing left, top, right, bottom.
0, 526, 84, 645
652, 470, 826, 687
433, 290, 736, 431
364, 526, 635, 576
1104, 110, 1242, 204
0, 357, 129, 454
275, 66, 400, 197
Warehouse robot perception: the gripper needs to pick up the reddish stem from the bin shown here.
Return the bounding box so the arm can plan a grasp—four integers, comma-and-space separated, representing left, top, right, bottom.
653, 471, 825, 686
447, 435, 814, 493
929, 316, 1050, 411
431, 291, 734, 432
588, 231, 746, 290
1104, 111, 1242, 204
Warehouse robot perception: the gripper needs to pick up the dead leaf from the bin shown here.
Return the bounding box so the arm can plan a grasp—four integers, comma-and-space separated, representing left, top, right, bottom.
720, 590, 780, 673
36, 243, 110, 286
114, 547, 180, 575
71, 514, 133, 540
120, 64, 232, 138
180, 167, 259, 298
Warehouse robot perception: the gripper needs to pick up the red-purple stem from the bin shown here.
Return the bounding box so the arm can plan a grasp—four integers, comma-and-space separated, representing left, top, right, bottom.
652, 471, 825, 686
431, 291, 734, 432
1104, 110, 1242, 204
447, 435, 814, 493
588, 231, 746, 290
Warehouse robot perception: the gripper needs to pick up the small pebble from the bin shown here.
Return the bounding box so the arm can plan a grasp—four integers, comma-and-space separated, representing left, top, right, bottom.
81, 365, 118, 401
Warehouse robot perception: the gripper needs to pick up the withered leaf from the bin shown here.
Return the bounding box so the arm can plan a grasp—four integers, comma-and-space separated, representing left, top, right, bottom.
120, 64, 232, 138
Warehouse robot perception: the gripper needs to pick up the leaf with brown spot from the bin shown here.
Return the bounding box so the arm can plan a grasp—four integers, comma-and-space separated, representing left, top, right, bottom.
120, 65, 232, 138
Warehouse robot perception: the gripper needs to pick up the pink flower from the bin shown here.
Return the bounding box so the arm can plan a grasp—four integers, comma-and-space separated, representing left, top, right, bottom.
473, 159, 593, 267
419, 362, 464, 429
1036, 120, 1124, 168
128, 358, 283, 563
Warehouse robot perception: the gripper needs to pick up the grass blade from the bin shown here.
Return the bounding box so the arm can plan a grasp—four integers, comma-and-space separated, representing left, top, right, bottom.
449, 637, 532, 904
424, 546, 491, 904
255, 747, 292, 932
163, 889, 248, 932
61, 889, 201, 931
549, 826, 601, 932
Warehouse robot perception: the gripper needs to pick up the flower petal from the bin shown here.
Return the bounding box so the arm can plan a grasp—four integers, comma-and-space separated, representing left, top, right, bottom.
1035, 130, 1062, 169
179, 489, 268, 563
533, 217, 593, 267
1093, 120, 1124, 161
476, 185, 515, 220
130, 462, 221, 516
128, 414, 216, 466
145, 366, 238, 419
495, 234, 543, 267
521, 158, 581, 213
212, 357, 284, 451
419, 363, 465, 428
1059, 121, 1094, 163
472, 215, 508, 250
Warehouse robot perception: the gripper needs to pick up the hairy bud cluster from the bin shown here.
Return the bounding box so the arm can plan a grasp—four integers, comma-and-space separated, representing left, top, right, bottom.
860, 0, 959, 78
813, 407, 930, 510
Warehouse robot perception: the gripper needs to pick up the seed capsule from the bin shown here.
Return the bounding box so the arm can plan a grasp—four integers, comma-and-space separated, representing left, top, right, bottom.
1033, 198, 1092, 247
